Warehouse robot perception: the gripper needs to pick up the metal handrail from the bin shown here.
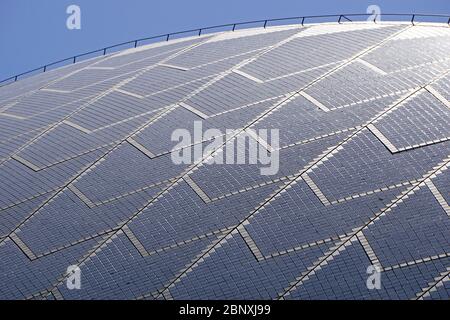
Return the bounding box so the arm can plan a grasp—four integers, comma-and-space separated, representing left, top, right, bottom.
1, 13, 449, 87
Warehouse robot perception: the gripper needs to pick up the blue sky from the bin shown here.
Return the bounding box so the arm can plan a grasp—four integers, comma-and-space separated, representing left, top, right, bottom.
1, 0, 449, 81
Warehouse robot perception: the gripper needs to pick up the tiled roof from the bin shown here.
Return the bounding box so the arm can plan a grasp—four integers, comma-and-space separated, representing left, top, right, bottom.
0, 21, 449, 300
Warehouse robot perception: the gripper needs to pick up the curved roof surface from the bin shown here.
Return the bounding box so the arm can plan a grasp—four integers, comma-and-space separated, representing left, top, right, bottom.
0, 21, 449, 300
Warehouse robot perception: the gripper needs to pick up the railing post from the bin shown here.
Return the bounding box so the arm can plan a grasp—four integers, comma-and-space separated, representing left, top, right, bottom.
6, 13, 450, 87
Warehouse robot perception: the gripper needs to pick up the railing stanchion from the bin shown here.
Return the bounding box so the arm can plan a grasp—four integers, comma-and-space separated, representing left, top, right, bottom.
2, 13, 450, 87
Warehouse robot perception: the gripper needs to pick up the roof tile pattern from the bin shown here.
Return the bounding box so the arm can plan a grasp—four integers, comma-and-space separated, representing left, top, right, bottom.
0, 22, 449, 300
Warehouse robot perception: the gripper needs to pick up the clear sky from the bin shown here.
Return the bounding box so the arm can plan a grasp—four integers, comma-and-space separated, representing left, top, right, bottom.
1, 0, 449, 81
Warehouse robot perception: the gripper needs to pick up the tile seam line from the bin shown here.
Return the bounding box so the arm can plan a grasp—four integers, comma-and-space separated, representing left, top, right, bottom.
386, 56, 450, 76
0, 188, 59, 213
395, 137, 450, 153
415, 268, 450, 300
356, 232, 382, 268
0, 105, 173, 249
384, 252, 450, 272
184, 47, 267, 72
127, 97, 284, 158
277, 110, 450, 295
185, 39, 450, 299
37, 26, 313, 298
0, 92, 100, 146
329, 178, 417, 204
327, 89, 414, 111
34, 26, 412, 298
152, 24, 418, 298
0, 50, 115, 111
7, 24, 408, 162
99, 43, 197, 70
33, 229, 117, 260
125, 31, 302, 141
5, 27, 448, 296
127, 29, 310, 156
142, 230, 230, 301
245, 25, 414, 130
24, 232, 114, 300
0, 25, 442, 147
7, 86, 109, 122
278, 155, 450, 299
0, 40, 210, 216
264, 60, 343, 82
0, 39, 209, 169
89, 178, 176, 207
141, 74, 217, 99
110, 31, 298, 160
18, 140, 116, 172
34, 183, 384, 264
106, 35, 258, 72
88, 106, 170, 132
181, 30, 414, 202
132, 225, 238, 261
149, 124, 358, 162
64, 42, 264, 97
0, 95, 112, 164
30, 223, 236, 271
192, 146, 415, 261
8, 27, 291, 296
54, 38, 270, 102
1, 79, 129, 168
32, 37, 204, 95
10, 58, 209, 230
262, 233, 351, 259
425, 180, 450, 216
148, 24, 418, 299
237, 225, 265, 261
277, 236, 358, 299
0, 20, 423, 94
360, 161, 450, 235
424, 85, 450, 109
